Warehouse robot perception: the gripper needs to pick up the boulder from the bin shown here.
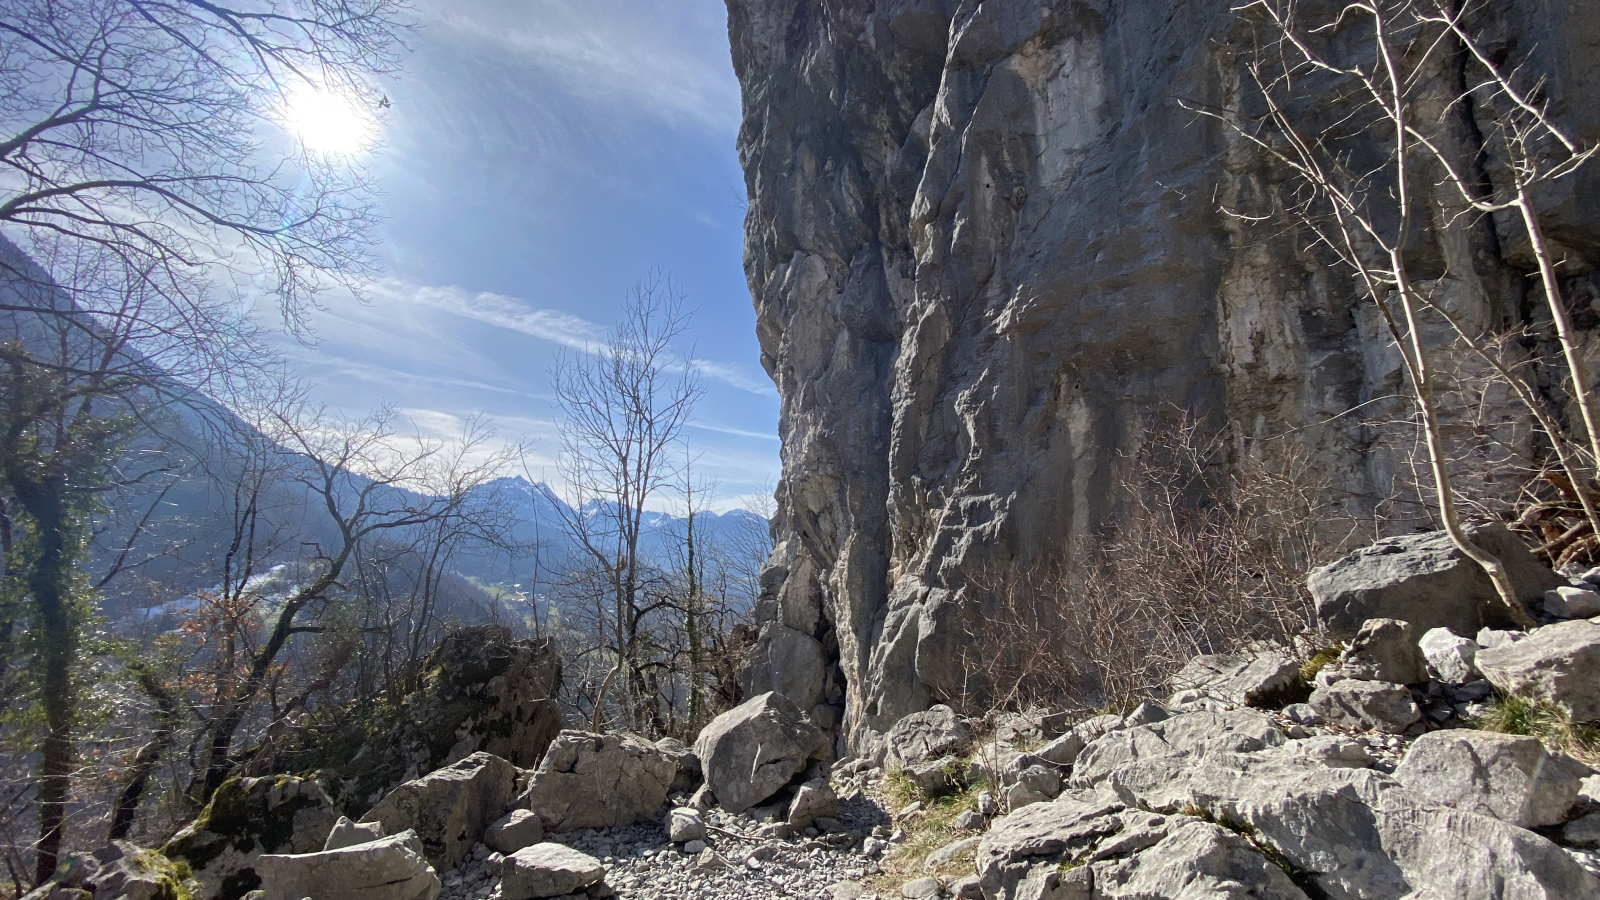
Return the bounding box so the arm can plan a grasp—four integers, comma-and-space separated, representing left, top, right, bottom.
1028, 732, 1086, 768
1093, 820, 1311, 900
1419, 627, 1479, 684
359, 751, 517, 869
1103, 752, 1600, 899
788, 782, 840, 828
163, 774, 338, 900
498, 844, 605, 900
668, 807, 706, 843
1307, 679, 1420, 733
654, 737, 702, 794
1308, 523, 1561, 638
253, 830, 440, 900
902, 755, 960, 795
1340, 618, 1427, 684
485, 809, 544, 855
1477, 619, 1600, 722
323, 817, 385, 851
695, 692, 828, 814
520, 731, 675, 832
1167, 650, 1302, 708
1071, 709, 1286, 786
1395, 730, 1592, 828
81, 843, 193, 900
884, 704, 973, 766
1547, 586, 1600, 619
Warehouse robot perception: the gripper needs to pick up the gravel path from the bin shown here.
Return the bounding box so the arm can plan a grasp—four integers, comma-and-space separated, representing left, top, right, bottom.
438, 792, 891, 900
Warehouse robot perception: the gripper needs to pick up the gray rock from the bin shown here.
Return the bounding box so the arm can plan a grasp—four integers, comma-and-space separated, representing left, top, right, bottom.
360, 751, 518, 869
788, 781, 840, 827
654, 737, 702, 794
827, 881, 865, 900
81, 842, 190, 900
1480, 627, 1527, 650
1003, 781, 1048, 812
1396, 730, 1593, 828
1307, 679, 1421, 733
324, 816, 385, 852
1072, 709, 1287, 787
1419, 627, 1480, 684
1549, 586, 1600, 619
953, 809, 985, 831
498, 844, 605, 900
695, 848, 729, 870
1029, 732, 1086, 768
254, 829, 440, 900
1092, 820, 1311, 900
948, 875, 982, 899
485, 809, 544, 855
885, 704, 973, 766
1122, 701, 1169, 727
1015, 764, 1060, 799
683, 839, 707, 854
900, 875, 942, 898
1341, 618, 1427, 684
1283, 736, 1375, 768
163, 774, 339, 900
1167, 650, 1302, 708
903, 754, 961, 795
668, 807, 706, 843
927, 836, 979, 871
520, 731, 675, 832
1477, 620, 1600, 722
1568, 813, 1600, 848
1281, 703, 1322, 725
1309, 524, 1560, 638
694, 692, 828, 814
1107, 752, 1600, 899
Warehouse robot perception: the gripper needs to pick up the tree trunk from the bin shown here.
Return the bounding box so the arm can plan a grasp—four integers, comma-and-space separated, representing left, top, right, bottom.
12, 476, 75, 883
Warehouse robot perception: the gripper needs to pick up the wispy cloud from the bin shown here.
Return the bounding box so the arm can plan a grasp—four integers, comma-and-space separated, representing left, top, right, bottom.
692, 359, 775, 396
688, 420, 781, 442
379, 280, 606, 351
423, 0, 741, 134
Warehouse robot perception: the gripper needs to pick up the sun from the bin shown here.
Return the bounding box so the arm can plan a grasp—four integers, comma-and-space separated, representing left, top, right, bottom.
281, 85, 378, 155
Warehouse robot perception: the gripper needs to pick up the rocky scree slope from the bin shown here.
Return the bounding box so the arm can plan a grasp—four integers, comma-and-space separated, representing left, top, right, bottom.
726, 0, 1600, 753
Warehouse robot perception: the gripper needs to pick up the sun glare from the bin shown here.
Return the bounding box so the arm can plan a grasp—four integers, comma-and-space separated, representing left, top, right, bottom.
282, 86, 378, 155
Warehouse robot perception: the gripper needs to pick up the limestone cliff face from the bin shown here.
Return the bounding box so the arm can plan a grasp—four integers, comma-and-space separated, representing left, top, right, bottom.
726, 0, 1600, 752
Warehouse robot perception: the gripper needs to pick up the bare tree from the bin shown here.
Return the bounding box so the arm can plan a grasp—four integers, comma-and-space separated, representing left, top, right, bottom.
0, 0, 407, 880
189, 405, 520, 799
552, 275, 703, 732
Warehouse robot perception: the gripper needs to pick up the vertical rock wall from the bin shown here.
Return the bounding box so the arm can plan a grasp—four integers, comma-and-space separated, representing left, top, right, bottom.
726, 0, 1600, 753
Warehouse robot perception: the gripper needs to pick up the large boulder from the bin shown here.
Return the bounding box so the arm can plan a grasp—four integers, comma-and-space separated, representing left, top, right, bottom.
1307, 679, 1421, 733
1103, 753, 1600, 899
654, 736, 702, 793
695, 692, 828, 814
1396, 730, 1592, 828
254, 830, 440, 900
359, 751, 518, 869
1070, 709, 1287, 786
498, 844, 606, 900
163, 775, 338, 900
884, 704, 973, 767
1339, 618, 1427, 684
1308, 524, 1562, 638
519, 731, 676, 831
304, 626, 563, 810
1477, 619, 1600, 722
1166, 650, 1303, 708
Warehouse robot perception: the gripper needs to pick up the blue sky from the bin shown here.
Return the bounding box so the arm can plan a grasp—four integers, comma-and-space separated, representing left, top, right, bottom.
277, 0, 777, 511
